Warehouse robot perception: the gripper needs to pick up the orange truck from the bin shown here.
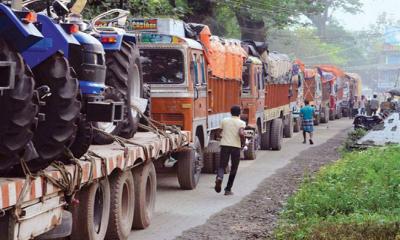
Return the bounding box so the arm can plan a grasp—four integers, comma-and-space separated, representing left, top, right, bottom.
317, 65, 345, 122
290, 59, 306, 132
304, 68, 323, 124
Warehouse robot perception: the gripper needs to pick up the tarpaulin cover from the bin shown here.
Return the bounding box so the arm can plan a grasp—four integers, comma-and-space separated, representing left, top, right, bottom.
262, 51, 292, 83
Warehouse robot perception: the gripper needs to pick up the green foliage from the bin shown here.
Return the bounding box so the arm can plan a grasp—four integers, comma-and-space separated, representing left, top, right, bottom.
342, 128, 368, 151
275, 146, 400, 239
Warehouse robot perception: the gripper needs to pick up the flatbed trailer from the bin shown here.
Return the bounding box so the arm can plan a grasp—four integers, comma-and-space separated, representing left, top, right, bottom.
0, 131, 189, 240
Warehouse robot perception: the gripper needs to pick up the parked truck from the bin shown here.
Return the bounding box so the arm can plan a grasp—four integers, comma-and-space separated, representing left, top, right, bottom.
290, 59, 305, 132
304, 68, 323, 125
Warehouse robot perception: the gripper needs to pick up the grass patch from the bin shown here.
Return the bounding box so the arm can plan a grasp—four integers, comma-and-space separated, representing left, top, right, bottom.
341, 128, 367, 152
275, 146, 400, 240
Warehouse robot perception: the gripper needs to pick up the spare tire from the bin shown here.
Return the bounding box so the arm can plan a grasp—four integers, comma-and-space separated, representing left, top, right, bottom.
24, 53, 80, 173
94, 41, 143, 143
0, 40, 37, 173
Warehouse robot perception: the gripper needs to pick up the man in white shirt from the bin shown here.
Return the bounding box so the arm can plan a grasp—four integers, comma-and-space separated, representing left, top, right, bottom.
215, 105, 246, 196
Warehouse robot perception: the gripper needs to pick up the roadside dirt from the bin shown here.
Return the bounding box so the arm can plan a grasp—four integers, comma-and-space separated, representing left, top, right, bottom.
176, 130, 348, 240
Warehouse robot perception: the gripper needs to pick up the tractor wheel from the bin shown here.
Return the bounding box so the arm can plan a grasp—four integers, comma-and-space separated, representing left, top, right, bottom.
176, 136, 202, 190
283, 115, 294, 138
24, 53, 80, 173
132, 161, 157, 229
99, 41, 143, 141
270, 118, 283, 151
68, 116, 93, 160
0, 40, 37, 173
105, 170, 135, 240
139, 83, 151, 131
294, 117, 301, 132
70, 178, 110, 240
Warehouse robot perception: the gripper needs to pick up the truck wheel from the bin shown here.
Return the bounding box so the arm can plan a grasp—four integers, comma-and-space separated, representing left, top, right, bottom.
336, 109, 342, 119
70, 178, 110, 240
176, 137, 202, 190
293, 117, 301, 132
260, 122, 271, 150
92, 87, 126, 145
270, 118, 283, 151
243, 136, 257, 160
106, 170, 135, 240
132, 161, 157, 229
68, 116, 93, 159
314, 114, 320, 126
283, 115, 294, 138
214, 152, 230, 173
104, 41, 143, 139
0, 40, 37, 172
202, 152, 214, 173
26, 53, 80, 173
320, 107, 328, 123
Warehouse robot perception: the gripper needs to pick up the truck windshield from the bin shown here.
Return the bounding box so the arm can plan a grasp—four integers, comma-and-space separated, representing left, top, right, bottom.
140, 49, 184, 84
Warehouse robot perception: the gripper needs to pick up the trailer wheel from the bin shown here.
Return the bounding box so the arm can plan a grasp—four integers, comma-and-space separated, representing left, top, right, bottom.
102, 41, 143, 140
270, 118, 283, 151
243, 136, 257, 160
260, 121, 271, 150
283, 115, 294, 138
320, 107, 329, 123
0, 40, 37, 172
314, 114, 320, 126
70, 178, 110, 240
293, 117, 301, 132
26, 53, 80, 173
202, 152, 214, 173
132, 161, 157, 229
176, 136, 202, 190
106, 170, 135, 240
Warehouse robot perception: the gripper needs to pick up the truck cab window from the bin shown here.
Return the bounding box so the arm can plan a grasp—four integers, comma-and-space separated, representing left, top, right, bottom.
200, 54, 206, 84
140, 49, 184, 84
192, 54, 199, 85
242, 65, 250, 94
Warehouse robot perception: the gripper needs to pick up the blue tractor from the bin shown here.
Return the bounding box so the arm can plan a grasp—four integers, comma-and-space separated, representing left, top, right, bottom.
0, 3, 43, 173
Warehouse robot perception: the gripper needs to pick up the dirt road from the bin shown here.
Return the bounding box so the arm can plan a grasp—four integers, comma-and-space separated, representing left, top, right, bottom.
129, 119, 351, 240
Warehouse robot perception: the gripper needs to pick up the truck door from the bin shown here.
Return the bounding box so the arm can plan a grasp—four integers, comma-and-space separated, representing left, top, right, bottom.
191, 52, 207, 126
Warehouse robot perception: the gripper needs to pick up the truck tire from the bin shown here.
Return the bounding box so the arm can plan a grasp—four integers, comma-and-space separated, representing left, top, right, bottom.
283, 115, 293, 138
329, 109, 335, 121
132, 161, 157, 229
26, 53, 80, 173
70, 178, 110, 240
270, 118, 283, 151
176, 136, 201, 190
243, 136, 257, 160
314, 114, 320, 126
0, 40, 37, 172
202, 152, 214, 173
214, 152, 230, 174
106, 170, 135, 240
336, 109, 342, 119
293, 117, 301, 132
260, 121, 271, 150
101, 41, 143, 141
320, 107, 328, 123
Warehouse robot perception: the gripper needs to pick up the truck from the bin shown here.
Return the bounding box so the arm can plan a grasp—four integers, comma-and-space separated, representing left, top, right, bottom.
290, 59, 305, 132
317, 65, 345, 122
343, 72, 362, 116
303, 68, 323, 125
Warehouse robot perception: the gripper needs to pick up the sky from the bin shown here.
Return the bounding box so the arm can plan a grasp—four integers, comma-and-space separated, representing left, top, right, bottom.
335, 0, 400, 30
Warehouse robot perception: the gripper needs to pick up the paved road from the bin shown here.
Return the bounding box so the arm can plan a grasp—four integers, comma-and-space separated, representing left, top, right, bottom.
129, 119, 351, 240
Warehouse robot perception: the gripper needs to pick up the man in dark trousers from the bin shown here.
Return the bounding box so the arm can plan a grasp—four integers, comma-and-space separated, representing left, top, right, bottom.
300, 100, 315, 145
215, 105, 246, 196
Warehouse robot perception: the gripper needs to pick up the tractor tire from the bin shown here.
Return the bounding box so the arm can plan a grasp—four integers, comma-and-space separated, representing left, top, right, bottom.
0, 40, 37, 173
105, 170, 135, 240
260, 121, 271, 150
283, 115, 294, 138
243, 136, 257, 160
202, 152, 214, 173
314, 114, 320, 126
68, 116, 93, 160
70, 178, 110, 240
25, 53, 80, 173
139, 83, 151, 131
293, 117, 301, 132
103, 41, 143, 139
176, 136, 202, 190
92, 87, 125, 145
270, 118, 283, 151
132, 161, 157, 230
320, 107, 329, 123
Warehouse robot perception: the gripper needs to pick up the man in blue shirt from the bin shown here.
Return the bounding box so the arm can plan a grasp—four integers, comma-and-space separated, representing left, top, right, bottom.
300, 100, 315, 144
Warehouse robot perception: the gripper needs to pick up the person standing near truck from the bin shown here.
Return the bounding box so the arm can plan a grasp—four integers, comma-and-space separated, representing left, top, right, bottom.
370, 94, 379, 115
300, 100, 315, 145
360, 95, 367, 115
215, 105, 246, 196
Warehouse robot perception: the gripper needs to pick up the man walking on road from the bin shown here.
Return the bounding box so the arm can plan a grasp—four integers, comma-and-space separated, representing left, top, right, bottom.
300, 100, 315, 145
215, 105, 246, 196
